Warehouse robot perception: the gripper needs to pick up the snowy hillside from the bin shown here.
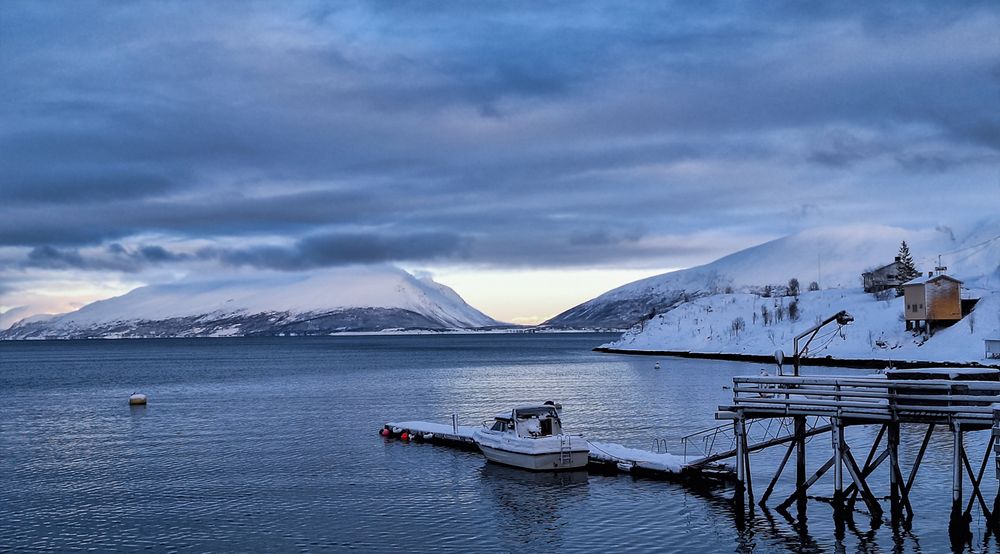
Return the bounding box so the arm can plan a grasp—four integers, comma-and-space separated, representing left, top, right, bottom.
1, 266, 500, 339
546, 219, 1000, 329
605, 288, 1000, 365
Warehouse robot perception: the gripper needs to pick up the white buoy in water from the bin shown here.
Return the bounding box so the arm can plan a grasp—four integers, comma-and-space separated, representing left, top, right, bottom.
654, 361, 661, 370
129, 393, 147, 406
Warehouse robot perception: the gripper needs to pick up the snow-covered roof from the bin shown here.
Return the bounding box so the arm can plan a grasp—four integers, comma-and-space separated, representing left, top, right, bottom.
864, 260, 901, 274
902, 273, 963, 286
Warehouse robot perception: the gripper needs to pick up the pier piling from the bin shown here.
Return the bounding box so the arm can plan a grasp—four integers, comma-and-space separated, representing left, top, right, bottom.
888, 422, 902, 525
794, 415, 808, 520
831, 418, 845, 519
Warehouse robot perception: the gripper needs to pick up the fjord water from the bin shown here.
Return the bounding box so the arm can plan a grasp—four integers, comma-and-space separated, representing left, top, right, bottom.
1, 334, 996, 552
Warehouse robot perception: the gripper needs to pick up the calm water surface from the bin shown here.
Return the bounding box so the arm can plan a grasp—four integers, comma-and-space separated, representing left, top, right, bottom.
2, 334, 997, 552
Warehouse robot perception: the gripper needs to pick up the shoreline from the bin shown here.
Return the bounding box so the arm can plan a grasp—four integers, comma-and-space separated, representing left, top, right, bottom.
593, 347, 1000, 370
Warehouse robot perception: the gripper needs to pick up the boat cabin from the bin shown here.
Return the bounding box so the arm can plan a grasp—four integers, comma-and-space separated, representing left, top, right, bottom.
489, 404, 564, 438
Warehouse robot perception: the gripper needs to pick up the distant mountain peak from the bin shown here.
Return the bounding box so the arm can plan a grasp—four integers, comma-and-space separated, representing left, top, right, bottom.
1, 266, 500, 339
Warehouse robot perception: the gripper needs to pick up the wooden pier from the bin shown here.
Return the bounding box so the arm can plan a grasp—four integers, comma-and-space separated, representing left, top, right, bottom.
713, 372, 1000, 546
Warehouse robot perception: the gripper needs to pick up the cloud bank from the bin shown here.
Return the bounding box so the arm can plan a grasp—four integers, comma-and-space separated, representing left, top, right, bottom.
2, 0, 999, 318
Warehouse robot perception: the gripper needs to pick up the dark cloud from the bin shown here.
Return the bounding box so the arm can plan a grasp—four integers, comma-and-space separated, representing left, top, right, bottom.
1, 0, 998, 274
25, 246, 88, 270
20, 244, 192, 272
201, 231, 469, 270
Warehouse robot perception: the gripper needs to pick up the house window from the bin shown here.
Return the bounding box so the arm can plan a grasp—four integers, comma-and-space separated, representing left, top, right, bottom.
919, 303, 923, 310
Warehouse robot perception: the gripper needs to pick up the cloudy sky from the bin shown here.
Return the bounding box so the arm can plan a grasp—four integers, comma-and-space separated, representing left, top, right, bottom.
2, 1, 999, 325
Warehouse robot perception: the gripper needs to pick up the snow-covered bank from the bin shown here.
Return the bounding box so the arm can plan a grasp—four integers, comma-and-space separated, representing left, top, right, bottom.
603, 288, 1000, 366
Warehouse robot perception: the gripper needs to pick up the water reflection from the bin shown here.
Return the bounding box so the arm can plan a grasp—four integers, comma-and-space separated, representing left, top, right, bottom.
478, 462, 589, 550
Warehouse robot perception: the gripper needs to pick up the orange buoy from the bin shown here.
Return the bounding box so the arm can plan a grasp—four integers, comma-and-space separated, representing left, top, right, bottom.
401, 432, 410, 440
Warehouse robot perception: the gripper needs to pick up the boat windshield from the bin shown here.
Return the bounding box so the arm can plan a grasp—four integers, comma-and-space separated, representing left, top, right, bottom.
513, 406, 558, 419
490, 418, 513, 432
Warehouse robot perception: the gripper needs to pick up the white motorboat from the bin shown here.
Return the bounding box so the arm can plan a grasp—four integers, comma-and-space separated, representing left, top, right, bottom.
473, 402, 589, 471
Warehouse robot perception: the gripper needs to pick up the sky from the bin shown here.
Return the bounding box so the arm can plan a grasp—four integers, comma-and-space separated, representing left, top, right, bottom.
2, 1, 999, 326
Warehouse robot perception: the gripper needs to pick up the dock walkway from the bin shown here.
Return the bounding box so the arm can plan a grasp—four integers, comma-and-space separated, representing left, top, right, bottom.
381, 420, 733, 483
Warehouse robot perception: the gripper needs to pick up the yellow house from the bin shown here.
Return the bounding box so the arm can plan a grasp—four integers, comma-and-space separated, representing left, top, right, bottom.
901, 272, 962, 332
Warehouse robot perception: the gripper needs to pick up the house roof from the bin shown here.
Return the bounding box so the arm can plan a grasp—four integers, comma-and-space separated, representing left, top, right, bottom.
864, 260, 901, 274
902, 273, 963, 286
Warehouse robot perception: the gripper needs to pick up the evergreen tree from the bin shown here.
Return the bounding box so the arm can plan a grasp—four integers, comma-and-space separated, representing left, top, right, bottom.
896, 241, 919, 295
897, 241, 919, 281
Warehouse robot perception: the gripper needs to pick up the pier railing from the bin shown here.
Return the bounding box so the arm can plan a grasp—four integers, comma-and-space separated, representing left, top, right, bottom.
682, 415, 828, 466
727, 375, 1000, 424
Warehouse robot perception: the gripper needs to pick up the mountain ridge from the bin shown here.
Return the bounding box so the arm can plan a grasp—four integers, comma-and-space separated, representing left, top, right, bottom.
545, 220, 1000, 329
1, 266, 501, 339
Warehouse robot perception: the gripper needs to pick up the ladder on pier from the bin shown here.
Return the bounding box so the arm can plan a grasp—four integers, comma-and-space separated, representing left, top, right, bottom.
559, 435, 573, 465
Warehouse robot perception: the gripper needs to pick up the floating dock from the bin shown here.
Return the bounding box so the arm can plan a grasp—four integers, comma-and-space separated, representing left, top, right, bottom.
380, 419, 734, 484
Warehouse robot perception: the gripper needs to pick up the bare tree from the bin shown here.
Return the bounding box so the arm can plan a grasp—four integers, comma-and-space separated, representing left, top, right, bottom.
730, 317, 746, 339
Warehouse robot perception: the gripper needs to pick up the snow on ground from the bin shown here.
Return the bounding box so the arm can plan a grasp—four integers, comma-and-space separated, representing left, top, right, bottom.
606, 287, 1000, 365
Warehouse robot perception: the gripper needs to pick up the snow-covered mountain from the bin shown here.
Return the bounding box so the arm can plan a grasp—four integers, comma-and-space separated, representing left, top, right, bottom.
545, 218, 1000, 329
1, 266, 501, 339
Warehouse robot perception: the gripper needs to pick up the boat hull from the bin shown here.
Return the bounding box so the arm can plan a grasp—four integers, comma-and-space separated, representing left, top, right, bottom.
473, 430, 589, 471
478, 444, 589, 471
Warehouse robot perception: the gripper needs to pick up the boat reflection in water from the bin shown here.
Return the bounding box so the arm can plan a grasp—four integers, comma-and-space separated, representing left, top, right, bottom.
478, 461, 589, 549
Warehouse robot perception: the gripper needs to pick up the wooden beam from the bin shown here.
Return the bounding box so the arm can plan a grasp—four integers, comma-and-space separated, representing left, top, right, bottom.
760, 440, 795, 506
904, 424, 935, 496
847, 424, 886, 508
778, 455, 834, 512
961, 439, 993, 519
843, 446, 884, 519
891, 454, 913, 520
845, 449, 889, 499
